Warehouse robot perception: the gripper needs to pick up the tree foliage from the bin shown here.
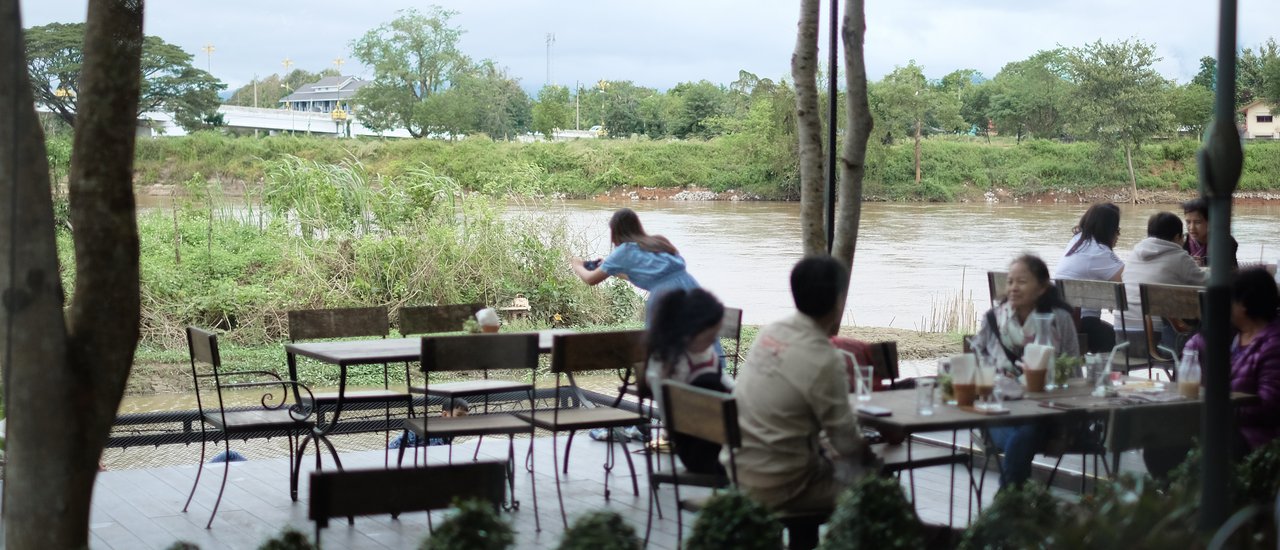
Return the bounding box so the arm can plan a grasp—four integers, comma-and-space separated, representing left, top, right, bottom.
225, 68, 339, 108
986, 50, 1073, 142
531, 84, 571, 139
351, 7, 468, 137
24, 21, 223, 131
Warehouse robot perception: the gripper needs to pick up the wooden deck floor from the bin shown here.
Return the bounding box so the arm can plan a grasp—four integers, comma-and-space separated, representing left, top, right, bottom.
10, 430, 1150, 549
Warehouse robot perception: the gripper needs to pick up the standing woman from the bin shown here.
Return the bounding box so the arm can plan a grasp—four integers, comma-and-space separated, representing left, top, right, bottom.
572, 208, 704, 322
1055, 202, 1125, 353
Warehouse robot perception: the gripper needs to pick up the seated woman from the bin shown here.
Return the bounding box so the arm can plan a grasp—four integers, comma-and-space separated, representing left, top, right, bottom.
645, 288, 733, 475
976, 254, 1081, 488
1184, 267, 1280, 453
1056, 202, 1125, 353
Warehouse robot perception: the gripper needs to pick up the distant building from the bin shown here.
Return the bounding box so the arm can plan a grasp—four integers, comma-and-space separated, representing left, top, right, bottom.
279, 75, 368, 114
1240, 100, 1277, 139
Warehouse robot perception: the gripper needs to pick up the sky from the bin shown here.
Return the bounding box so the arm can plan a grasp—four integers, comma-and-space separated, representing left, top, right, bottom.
17, 0, 1277, 95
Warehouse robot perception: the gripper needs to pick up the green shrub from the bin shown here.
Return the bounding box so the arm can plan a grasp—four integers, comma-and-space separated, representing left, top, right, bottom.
1053, 474, 1202, 549
685, 490, 782, 550
819, 475, 923, 549
959, 484, 1061, 550
557, 510, 641, 550
257, 528, 315, 550
420, 498, 514, 550
1236, 438, 1280, 504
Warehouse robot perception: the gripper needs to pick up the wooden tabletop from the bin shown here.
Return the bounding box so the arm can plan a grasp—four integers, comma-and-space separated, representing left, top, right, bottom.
852, 390, 1065, 442
285, 329, 572, 366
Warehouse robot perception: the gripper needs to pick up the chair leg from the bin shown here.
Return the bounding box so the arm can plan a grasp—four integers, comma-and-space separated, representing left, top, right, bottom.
552, 431, 568, 529
395, 432, 409, 468
1046, 454, 1065, 489
618, 434, 640, 497
318, 435, 344, 471
473, 434, 485, 462
603, 429, 614, 501
206, 439, 233, 529
563, 430, 576, 474
287, 433, 298, 502
528, 433, 541, 533
182, 428, 208, 513
504, 436, 520, 511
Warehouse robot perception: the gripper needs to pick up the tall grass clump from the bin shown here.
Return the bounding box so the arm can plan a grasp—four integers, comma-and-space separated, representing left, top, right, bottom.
60, 158, 642, 350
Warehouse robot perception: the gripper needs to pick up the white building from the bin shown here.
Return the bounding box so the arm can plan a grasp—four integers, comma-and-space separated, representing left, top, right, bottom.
1240, 100, 1278, 139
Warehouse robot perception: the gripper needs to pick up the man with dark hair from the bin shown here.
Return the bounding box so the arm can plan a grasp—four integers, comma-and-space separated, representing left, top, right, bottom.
1123, 212, 1206, 350
1181, 197, 1239, 269
727, 256, 872, 513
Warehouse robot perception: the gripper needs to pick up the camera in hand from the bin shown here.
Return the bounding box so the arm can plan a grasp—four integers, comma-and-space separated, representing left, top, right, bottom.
583, 259, 602, 270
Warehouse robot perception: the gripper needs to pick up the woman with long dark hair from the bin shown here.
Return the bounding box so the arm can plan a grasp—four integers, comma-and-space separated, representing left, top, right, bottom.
645, 288, 732, 474
977, 254, 1081, 488
572, 208, 704, 321
1056, 202, 1125, 352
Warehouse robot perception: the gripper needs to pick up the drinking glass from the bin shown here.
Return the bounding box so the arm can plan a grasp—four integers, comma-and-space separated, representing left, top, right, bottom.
916, 377, 936, 416
856, 365, 874, 401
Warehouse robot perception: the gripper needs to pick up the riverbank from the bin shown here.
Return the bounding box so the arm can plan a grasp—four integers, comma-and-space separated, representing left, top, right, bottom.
68, 133, 1280, 203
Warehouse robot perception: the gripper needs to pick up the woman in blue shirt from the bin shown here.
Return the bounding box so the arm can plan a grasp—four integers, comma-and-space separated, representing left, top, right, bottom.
572, 208, 703, 322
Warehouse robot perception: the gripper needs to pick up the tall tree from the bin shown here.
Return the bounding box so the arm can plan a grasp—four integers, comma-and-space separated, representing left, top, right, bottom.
1168, 82, 1214, 137
24, 21, 222, 130
869, 62, 959, 184
667, 80, 728, 139
792, 0, 873, 325
1065, 39, 1174, 203
1237, 38, 1279, 108
1191, 56, 1217, 91
2, 0, 143, 547
531, 84, 571, 139
986, 49, 1073, 142
350, 7, 468, 138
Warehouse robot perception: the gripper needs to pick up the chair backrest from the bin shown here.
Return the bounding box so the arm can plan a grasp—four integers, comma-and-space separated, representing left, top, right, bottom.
719, 307, 743, 340
867, 341, 900, 381
309, 461, 507, 542
662, 380, 741, 481
421, 333, 539, 373
1105, 401, 1200, 473
399, 303, 486, 336
550, 330, 646, 374
186, 326, 222, 414
1058, 278, 1128, 312
987, 271, 1008, 305
1139, 283, 1204, 320
288, 306, 389, 341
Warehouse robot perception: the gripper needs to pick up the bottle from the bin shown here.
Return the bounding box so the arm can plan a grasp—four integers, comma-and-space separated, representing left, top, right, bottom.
1030, 312, 1058, 389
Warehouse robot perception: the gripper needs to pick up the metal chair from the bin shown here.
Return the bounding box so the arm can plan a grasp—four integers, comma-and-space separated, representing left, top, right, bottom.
514, 330, 647, 528
987, 271, 1008, 306
1057, 277, 1132, 368
652, 380, 741, 548
309, 460, 507, 547
287, 306, 412, 466
182, 327, 317, 529
1138, 283, 1205, 379
401, 332, 540, 531
720, 307, 745, 376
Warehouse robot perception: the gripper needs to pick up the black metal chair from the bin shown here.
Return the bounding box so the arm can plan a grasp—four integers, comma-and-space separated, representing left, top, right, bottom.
401, 332, 540, 531
720, 306, 745, 376
514, 330, 647, 528
288, 306, 412, 466
182, 326, 317, 529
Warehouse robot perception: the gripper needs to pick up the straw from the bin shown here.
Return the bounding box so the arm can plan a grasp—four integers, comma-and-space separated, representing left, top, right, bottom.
1105, 341, 1130, 372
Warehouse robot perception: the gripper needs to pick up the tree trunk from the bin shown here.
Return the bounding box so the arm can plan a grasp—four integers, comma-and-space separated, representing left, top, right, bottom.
1, 0, 143, 547
913, 119, 922, 185
829, 0, 873, 328
792, 0, 827, 255
1124, 142, 1139, 204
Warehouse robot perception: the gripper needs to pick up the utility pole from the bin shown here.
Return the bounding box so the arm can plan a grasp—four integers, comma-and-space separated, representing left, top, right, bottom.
575, 80, 580, 130
201, 43, 214, 72
545, 33, 555, 87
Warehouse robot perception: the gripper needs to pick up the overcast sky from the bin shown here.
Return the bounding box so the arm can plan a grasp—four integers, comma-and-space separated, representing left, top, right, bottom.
17, 0, 1276, 94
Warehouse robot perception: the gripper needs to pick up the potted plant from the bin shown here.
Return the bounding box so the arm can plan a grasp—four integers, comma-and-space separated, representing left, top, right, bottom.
257, 528, 315, 550
959, 483, 1061, 549
1053, 474, 1201, 548
819, 475, 924, 549
420, 499, 514, 550
557, 510, 641, 550
685, 490, 782, 550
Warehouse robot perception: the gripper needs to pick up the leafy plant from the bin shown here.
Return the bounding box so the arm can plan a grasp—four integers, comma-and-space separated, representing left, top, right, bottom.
257, 528, 315, 550
685, 490, 782, 550
1054, 353, 1082, 385
819, 475, 924, 549
959, 484, 1061, 549
1236, 438, 1280, 504
557, 510, 641, 550
1054, 474, 1202, 549
420, 498, 514, 550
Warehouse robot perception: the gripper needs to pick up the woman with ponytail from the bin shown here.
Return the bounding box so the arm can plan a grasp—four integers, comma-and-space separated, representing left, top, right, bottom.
645, 288, 732, 475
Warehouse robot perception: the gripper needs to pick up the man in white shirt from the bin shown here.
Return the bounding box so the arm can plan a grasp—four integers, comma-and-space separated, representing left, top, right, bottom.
726, 256, 873, 513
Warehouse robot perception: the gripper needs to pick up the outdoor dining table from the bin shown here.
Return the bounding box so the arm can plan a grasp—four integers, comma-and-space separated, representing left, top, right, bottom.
284, 328, 575, 437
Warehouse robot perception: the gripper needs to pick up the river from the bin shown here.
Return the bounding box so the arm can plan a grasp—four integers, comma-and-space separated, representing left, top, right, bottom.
515, 199, 1280, 329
